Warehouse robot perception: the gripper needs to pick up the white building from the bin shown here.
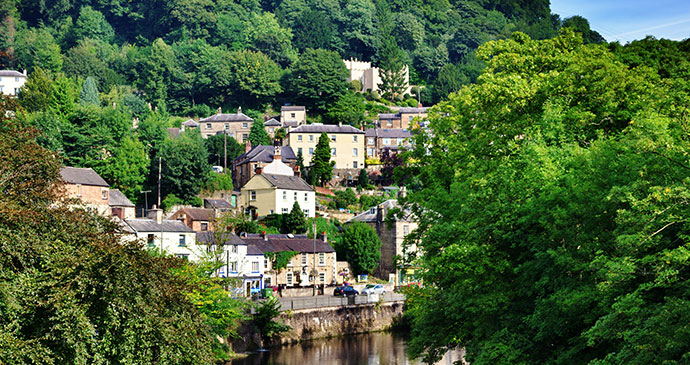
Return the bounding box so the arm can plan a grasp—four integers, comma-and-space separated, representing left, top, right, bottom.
123, 209, 201, 261
0, 70, 27, 96
343, 59, 411, 94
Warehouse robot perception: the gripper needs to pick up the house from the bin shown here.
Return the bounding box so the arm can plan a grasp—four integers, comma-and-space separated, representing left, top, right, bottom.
287, 123, 365, 170
124, 208, 200, 261
264, 118, 281, 139
198, 107, 253, 141
0, 70, 27, 96
241, 233, 337, 289
204, 189, 241, 210
280, 106, 306, 129
377, 107, 428, 130
110, 189, 136, 220
60, 166, 110, 215
196, 231, 266, 297
343, 59, 411, 94
203, 198, 233, 212
348, 199, 419, 285
365, 128, 413, 159
240, 169, 315, 218
232, 144, 297, 189
170, 207, 215, 232
182, 119, 199, 130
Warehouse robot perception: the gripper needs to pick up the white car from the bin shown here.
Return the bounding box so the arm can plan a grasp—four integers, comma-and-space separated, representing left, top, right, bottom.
361, 284, 386, 295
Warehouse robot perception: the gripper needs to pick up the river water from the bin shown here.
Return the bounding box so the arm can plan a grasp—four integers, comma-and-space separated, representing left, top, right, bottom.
230, 332, 464, 365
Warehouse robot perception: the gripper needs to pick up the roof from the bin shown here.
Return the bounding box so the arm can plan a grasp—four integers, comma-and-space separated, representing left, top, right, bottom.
241, 234, 335, 253
175, 208, 215, 221
182, 119, 199, 127
264, 118, 281, 126
378, 113, 398, 119
60, 167, 109, 187
109, 189, 135, 207
203, 198, 232, 209
125, 219, 193, 232
349, 199, 415, 223
167, 127, 181, 139
365, 128, 412, 138
289, 124, 365, 134
0, 70, 26, 77
283, 121, 300, 127
281, 105, 305, 111
234, 145, 296, 164
247, 244, 264, 255
260, 174, 313, 191
199, 113, 253, 123
398, 107, 429, 114
196, 231, 246, 245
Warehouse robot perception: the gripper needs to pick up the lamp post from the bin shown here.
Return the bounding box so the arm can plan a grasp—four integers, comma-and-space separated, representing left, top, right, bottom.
140, 190, 151, 217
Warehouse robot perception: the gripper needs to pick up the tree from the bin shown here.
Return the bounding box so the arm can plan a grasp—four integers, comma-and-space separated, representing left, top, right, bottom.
98, 136, 149, 204
247, 118, 272, 147
284, 201, 308, 233
137, 38, 181, 109
157, 130, 210, 201
226, 49, 282, 107
289, 48, 348, 113
311, 132, 335, 186
79, 76, 100, 105
325, 91, 366, 127
18, 67, 55, 112
357, 168, 369, 188
72, 6, 115, 43
204, 133, 243, 167
340, 222, 381, 275
561, 15, 605, 44
14, 27, 63, 73
431, 63, 469, 103
244, 12, 298, 67
292, 10, 334, 51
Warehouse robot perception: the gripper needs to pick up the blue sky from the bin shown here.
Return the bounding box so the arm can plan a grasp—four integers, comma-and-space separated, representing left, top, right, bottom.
550, 0, 690, 43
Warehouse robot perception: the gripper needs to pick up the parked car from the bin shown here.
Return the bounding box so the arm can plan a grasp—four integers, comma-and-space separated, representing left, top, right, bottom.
361, 284, 385, 295
333, 285, 359, 296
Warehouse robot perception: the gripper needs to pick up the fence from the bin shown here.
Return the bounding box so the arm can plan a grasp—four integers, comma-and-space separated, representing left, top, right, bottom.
277, 292, 406, 311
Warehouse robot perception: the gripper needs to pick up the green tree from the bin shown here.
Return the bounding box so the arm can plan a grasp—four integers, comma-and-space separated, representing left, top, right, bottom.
18, 67, 55, 112
311, 132, 335, 186
357, 168, 369, 188
244, 12, 298, 67
98, 136, 149, 204
375, 1, 406, 100
340, 221, 381, 275
253, 297, 290, 344
431, 63, 468, 103
227, 49, 283, 107
137, 38, 181, 108
157, 129, 210, 201
72, 6, 115, 43
289, 48, 348, 113
325, 91, 366, 127
247, 118, 272, 147
292, 10, 334, 51
204, 133, 243, 167
79, 76, 100, 105
561, 15, 605, 44
14, 27, 63, 73
284, 201, 308, 233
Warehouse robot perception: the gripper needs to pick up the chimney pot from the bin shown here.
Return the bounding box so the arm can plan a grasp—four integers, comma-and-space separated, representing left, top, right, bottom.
237, 106, 242, 114
262, 231, 268, 241
217, 106, 222, 114
147, 205, 163, 224
255, 163, 263, 175
245, 140, 252, 153
321, 231, 327, 243
274, 146, 281, 161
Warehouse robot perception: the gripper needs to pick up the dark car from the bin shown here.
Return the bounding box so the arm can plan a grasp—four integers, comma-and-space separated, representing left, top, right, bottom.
333, 285, 359, 296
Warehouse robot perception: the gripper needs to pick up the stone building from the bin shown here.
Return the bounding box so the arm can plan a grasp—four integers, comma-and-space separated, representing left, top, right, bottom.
198, 107, 253, 141
109, 189, 136, 220
232, 144, 297, 189
170, 207, 216, 232
60, 166, 110, 216
364, 128, 413, 159
287, 123, 365, 170
280, 106, 306, 129
377, 107, 429, 130
343, 59, 411, 95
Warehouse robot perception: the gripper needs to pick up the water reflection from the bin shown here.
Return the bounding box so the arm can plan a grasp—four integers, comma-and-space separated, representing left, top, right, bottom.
231, 332, 464, 365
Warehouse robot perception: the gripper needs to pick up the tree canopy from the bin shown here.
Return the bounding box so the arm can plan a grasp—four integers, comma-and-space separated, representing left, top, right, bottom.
339, 222, 381, 275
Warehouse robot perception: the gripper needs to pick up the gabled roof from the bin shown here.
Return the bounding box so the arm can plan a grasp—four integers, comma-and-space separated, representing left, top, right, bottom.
289, 124, 365, 134
60, 167, 109, 187
175, 208, 215, 221
264, 118, 281, 126
398, 107, 429, 114
242, 234, 335, 253
378, 113, 398, 120
0, 70, 26, 77
259, 174, 313, 191
365, 128, 412, 138
349, 199, 415, 223
196, 231, 246, 245
283, 121, 300, 127
125, 218, 193, 232
199, 113, 253, 123
203, 198, 232, 209
109, 189, 135, 207
281, 105, 305, 112
234, 145, 296, 164
182, 119, 199, 127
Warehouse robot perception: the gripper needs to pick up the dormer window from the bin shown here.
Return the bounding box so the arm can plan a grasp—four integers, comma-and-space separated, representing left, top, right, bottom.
370, 208, 376, 214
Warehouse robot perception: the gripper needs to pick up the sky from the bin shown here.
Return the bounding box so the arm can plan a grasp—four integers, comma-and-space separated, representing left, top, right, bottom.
549, 0, 690, 43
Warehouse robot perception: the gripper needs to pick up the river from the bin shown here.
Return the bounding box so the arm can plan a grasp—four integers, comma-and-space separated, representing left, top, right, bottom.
230, 332, 465, 365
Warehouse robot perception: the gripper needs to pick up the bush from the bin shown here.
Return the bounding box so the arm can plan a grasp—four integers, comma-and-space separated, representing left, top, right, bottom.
162, 194, 184, 212
335, 188, 358, 209
186, 196, 203, 207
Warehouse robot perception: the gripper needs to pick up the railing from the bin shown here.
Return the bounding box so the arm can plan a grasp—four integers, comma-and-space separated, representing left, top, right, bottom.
277, 292, 406, 311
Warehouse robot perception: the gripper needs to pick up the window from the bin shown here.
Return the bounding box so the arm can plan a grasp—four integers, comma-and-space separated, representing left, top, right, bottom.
147, 234, 155, 247
176, 254, 189, 260
309, 135, 314, 142
301, 253, 308, 265
409, 116, 414, 121
308, 147, 314, 155
387, 121, 392, 127
304, 193, 308, 201
102, 189, 108, 200
353, 148, 358, 157
231, 245, 237, 253
230, 261, 237, 272
242, 133, 248, 142
330, 135, 336, 142
269, 127, 274, 133
383, 138, 391, 145
76, 184, 82, 197
283, 191, 287, 200
250, 191, 256, 201
282, 207, 289, 213
290, 113, 296, 118
201, 222, 208, 231
353, 161, 358, 169
242, 122, 248, 128
331, 148, 336, 156
403, 225, 409, 235
264, 259, 269, 269
353, 135, 358, 142
0, 86, 3, 92
368, 137, 375, 145
319, 272, 325, 283
367, 148, 374, 156
298, 147, 303, 155
397, 138, 403, 145
252, 261, 259, 273
319, 252, 325, 265
294, 192, 297, 200
224, 123, 229, 130
179, 234, 186, 247
287, 257, 293, 266
206, 123, 212, 129
303, 209, 309, 216
297, 135, 303, 141
287, 272, 294, 285
370, 208, 376, 214
14, 77, 19, 82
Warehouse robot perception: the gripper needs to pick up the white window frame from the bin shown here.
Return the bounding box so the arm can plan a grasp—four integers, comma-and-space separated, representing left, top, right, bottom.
309, 135, 314, 142
319, 272, 325, 283
298, 135, 303, 141
206, 123, 212, 129
250, 191, 256, 201
301, 253, 308, 266
330, 135, 336, 142
353, 135, 358, 142
179, 234, 186, 247
368, 137, 375, 145
353, 148, 358, 157
331, 148, 336, 156
309, 147, 314, 155
252, 261, 259, 273
287, 272, 294, 285
101, 188, 108, 200
283, 191, 287, 200
242, 122, 248, 129
318, 252, 325, 266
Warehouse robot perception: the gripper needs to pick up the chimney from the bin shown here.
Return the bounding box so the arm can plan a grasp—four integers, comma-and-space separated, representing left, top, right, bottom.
274, 146, 281, 161
180, 123, 185, 132
148, 205, 163, 224
376, 204, 384, 223
338, 121, 342, 127
237, 106, 242, 114
255, 163, 263, 175
262, 231, 268, 241
294, 165, 301, 178
245, 139, 252, 153
217, 106, 222, 114
23, 69, 27, 76
320, 231, 327, 243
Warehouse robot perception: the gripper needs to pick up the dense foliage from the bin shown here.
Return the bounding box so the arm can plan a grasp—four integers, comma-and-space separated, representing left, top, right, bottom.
402, 30, 690, 364
339, 221, 382, 275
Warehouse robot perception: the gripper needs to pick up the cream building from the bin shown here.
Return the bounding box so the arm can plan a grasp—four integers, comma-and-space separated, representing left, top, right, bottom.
0, 70, 27, 96
198, 107, 253, 141
280, 106, 306, 129
343, 59, 411, 94
123, 209, 201, 261
287, 124, 365, 170
241, 173, 315, 218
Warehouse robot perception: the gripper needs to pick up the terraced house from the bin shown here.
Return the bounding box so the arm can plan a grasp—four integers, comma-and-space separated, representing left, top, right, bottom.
199, 107, 253, 141
287, 123, 365, 170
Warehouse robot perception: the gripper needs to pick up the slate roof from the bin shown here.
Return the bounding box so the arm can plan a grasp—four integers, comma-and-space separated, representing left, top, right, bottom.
283, 121, 300, 127
182, 119, 199, 127
199, 113, 253, 123
177, 208, 215, 221
398, 107, 429, 114
264, 118, 281, 127
365, 128, 412, 138
196, 231, 246, 246
378, 113, 398, 119
60, 167, 109, 187
289, 124, 365, 134
349, 199, 415, 223
261, 174, 313, 191
203, 198, 232, 209
247, 244, 264, 255
241, 234, 335, 253
109, 189, 135, 207
0, 70, 26, 77
234, 145, 296, 164
125, 219, 193, 232
281, 105, 305, 111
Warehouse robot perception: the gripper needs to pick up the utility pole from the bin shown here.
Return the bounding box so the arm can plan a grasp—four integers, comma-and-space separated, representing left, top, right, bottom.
140, 190, 151, 217
224, 132, 227, 173
312, 213, 317, 296
157, 157, 162, 208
